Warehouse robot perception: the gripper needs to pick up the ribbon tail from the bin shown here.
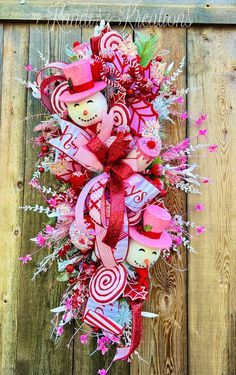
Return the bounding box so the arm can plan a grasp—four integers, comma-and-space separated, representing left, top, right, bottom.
102, 170, 125, 249
75, 172, 108, 232
113, 301, 143, 362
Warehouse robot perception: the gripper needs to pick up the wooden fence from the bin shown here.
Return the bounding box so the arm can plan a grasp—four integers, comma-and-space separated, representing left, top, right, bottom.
0, 1, 235, 374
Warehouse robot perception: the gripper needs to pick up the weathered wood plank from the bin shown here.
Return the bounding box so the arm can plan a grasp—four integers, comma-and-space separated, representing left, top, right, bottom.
0, 23, 3, 116
188, 26, 236, 375
0, 24, 29, 375
131, 27, 187, 375
0, 0, 235, 25
13, 24, 81, 375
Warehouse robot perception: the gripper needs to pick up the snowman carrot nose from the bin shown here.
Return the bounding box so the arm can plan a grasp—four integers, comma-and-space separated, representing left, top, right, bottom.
83, 109, 88, 115
144, 259, 150, 267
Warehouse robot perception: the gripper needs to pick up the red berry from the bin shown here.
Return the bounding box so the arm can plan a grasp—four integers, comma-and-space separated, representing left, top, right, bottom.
151, 164, 163, 177
66, 264, 74, 274
63, 244, 71, 252
41, 145, 49, 153
156, 56, 162, 62
58, 250, 65, 257
38, 167, 44, 173
72, 301, 78, 308
73, 41, 80, 48
152, 178, 163, 190
160, 189, 168, 197
142, 78, 147, 84
147, 140, 156, 149
127, 88, 134, 96
68, 278, 76, 285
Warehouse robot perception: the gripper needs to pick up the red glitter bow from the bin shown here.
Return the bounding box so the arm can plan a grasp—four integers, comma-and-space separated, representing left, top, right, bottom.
87, 133, 133, 249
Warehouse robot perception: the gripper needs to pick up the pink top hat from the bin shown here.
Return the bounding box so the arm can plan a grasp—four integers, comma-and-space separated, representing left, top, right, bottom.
59, 59, 107, 103
129, 205, 172, 249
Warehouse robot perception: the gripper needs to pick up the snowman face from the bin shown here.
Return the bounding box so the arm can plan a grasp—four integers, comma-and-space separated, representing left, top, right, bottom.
67, 92, 108, 127
126, 239, 161, 268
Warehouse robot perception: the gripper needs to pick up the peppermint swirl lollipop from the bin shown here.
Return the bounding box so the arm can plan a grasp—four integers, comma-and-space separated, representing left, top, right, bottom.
100, 31, 123, 52
110, 103, 131, 126
51, 81, 68, 114
89, 264, 127, 304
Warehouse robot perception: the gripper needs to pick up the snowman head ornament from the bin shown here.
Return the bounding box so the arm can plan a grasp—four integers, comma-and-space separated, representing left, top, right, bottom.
59, 59, 107, 127
127, 205, 173, 269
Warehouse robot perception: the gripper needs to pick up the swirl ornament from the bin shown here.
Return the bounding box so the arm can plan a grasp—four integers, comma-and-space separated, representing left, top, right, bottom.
100, 31, 123, 52
51, 81, 68, 114
89, 264, 127, 304
110, 103, 131, 127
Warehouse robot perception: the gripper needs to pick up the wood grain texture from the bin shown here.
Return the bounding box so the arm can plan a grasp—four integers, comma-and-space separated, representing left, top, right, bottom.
12, 24, 81, 375
0, 24, 29, 375
0, 0, 236, 24
130, 27, 187, 375
187, 26, 236, 375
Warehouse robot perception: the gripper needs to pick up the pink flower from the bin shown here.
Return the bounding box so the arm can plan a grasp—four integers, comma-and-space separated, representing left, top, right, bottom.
98, 370, 107, 375
200, 114, 207, 121
201, 178, 210, 184
179, 112, 188, 120
195, 114, 207, 126
208, 144, 218, 153
32, 233, 46, 247
195, 226, 205, 235
194, 203, 205, 212
80, 334, 88, 344
97, 338, 109, 355
55, 326, 64, 336
45, 224, 54, 234
175, 236, 182, 246
29, 178, 40, 188
19, 254, 32, 264
175, 96, 184, 104
195, 118, 203, 126
65, 298, 72, 311
48, 197, 57, 208
109, 334, 120, 344
24, 64, 33, 71
198, 129, 207, 137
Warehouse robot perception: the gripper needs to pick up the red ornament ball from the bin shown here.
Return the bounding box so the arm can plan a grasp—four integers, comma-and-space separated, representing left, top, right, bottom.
38, 166, 44, 173
68, 277, 76, 285
127, 88, 134, 96
160, 189, 168, 197
147, 140, 156, 149
66, 264, 75, 274
151, 164, 163, 176
73, 41, 80, 48
152, 178, 164, 191
41, 145, 49, 153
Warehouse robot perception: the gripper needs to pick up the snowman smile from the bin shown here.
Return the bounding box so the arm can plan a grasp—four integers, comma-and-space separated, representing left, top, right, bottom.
134, 259, 156, 268
78, 114, 98, 123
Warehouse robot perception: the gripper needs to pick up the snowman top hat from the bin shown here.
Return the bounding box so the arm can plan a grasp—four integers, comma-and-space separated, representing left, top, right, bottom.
129, 205, 172, 249
59, 59, 107, 103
